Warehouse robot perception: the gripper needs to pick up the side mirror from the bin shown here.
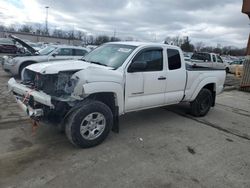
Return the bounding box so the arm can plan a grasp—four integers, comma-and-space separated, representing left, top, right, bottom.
52, 52, 58, 57
128, 61, 147, 73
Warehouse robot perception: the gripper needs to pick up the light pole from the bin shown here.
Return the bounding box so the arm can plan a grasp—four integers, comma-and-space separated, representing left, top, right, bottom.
45, 6, 49, 35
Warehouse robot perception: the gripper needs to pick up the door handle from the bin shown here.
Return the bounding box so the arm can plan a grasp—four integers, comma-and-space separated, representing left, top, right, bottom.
158, 76, 166, 80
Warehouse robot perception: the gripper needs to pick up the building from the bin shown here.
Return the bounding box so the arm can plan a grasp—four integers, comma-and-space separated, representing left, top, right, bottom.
0, 31, 82, 46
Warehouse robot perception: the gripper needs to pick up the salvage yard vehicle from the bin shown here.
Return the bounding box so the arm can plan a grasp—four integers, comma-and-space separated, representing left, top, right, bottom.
3, 40, 90, 77
229, 59, 245, 74
8, 42, 226, 148
190, 52, 230, 73
0, 38, 19, 54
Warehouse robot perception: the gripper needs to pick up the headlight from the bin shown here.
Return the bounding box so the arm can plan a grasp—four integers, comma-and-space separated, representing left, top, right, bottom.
8, 58, 18, 65
64, 76, 79, 94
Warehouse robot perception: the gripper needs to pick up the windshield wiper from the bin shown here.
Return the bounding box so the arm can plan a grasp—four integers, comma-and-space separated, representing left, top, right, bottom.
80, 59, 107, 67
90, 61, 107, 66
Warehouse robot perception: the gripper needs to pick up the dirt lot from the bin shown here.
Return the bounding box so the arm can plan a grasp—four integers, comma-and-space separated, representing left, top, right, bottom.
0, 68, 250, 188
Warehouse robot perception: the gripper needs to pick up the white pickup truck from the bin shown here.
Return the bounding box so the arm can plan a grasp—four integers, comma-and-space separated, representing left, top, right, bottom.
8, 42, 226, 148
189, 52, 230, 73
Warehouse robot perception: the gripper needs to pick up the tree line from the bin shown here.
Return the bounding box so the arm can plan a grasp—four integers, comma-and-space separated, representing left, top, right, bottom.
164, 36, 246, 56
0, 24, 246, 56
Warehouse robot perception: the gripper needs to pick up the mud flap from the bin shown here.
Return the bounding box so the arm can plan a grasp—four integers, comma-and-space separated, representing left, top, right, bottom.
112, 106, 119, 133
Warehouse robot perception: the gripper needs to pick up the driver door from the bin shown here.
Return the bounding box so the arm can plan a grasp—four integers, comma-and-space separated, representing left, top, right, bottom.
125, 48, 167, 112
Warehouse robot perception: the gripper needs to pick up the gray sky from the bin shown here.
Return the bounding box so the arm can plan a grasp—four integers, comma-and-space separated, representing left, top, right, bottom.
0, 0, 249, 47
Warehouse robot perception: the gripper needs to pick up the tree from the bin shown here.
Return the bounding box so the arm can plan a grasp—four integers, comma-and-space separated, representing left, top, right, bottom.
110, 36, 120, 42
95, 35, 110, 45
18, 25, 33, 33
195, 42, 205, 52
52, 29, 64, 38
181, 37, 194, 52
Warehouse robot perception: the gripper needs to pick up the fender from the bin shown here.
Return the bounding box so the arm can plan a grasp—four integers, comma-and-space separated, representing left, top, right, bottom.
190, 77, 217, 101
83, 82, 124, 114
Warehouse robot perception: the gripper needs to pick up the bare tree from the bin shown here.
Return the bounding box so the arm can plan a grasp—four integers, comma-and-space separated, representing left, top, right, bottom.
18, 25, 33, 33
195, 42, 205, 52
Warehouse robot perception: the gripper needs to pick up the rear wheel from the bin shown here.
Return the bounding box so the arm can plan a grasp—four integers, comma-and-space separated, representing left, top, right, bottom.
65, 99, 113, 148
190, 88, 212, 117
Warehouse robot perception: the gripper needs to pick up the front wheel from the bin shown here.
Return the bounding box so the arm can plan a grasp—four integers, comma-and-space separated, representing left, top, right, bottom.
65, 99, 113, 148
190, 88, 212, 117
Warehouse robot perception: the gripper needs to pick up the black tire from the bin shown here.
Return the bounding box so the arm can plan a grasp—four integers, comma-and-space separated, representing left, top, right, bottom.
190, 88, 212, 117
225, 67, 229, 74
65, 99, 113, 148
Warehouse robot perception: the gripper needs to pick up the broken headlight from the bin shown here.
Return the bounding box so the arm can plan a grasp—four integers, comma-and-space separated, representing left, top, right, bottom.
64, 75, 79, 94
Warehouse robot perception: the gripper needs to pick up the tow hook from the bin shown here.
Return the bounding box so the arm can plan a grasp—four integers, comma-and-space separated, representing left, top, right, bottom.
30, 119, 40, 136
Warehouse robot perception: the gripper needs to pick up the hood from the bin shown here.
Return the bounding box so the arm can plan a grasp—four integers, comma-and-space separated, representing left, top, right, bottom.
10, 35, 37, 54
26, 60, 113, 74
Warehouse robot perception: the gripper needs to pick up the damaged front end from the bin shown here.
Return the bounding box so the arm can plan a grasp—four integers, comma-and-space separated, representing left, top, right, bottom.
9, 69, 83, 124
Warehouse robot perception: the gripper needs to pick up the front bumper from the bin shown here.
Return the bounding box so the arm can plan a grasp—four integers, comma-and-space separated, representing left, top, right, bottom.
15, 95, 44, 118
8, 78, 54, 108
8, 78, 55, 119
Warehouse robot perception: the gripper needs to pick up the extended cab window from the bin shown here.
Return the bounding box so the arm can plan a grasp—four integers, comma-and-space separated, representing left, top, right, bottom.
216, 55, 223, 63
167, 49, 181, 70
131, 49, 163, 71
74, 49, 88, 56
57, 48, 73, 56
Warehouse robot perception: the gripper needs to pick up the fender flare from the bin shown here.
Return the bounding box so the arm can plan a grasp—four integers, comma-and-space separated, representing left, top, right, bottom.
190, 77, 217, 101
83, 82, 124, 114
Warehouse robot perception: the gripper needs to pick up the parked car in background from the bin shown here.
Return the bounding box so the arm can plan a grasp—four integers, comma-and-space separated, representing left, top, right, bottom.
189, 52, 229, 72
229, 59, 245, 74
0, 38, 19, 54
2, 44, 90, 77
183, 52, 193, 61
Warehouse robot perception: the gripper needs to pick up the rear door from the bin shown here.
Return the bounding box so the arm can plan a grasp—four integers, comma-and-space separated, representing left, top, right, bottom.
73, 49, 88, 59
125, 47, 167, 111
216, 55, 226, 69
165, 48, 186, 104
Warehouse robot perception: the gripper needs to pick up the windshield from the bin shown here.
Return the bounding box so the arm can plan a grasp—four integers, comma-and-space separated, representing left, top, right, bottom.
39, 46, 57, 55
82, 44, 136, 69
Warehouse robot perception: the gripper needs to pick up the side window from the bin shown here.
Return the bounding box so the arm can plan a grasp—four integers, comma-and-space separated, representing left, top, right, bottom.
212, 55, 216, 62
216, 55, 223, 63
57, 48, 73, 56
74, 49, 87, 56
167, 49, 181, 70
131, 49, 163, 72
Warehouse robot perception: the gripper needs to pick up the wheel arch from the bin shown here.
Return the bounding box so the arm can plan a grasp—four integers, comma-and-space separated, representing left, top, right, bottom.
19, 60, 37, 76
191, 78, 217, 106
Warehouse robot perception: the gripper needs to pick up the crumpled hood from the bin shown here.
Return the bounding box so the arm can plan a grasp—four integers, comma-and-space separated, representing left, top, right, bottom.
26, 60, 113, 74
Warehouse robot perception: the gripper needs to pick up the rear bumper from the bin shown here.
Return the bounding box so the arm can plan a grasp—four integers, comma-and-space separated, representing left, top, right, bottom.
8, 78, 54, 108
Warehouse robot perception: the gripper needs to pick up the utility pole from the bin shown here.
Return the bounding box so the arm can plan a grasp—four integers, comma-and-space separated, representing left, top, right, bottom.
241, 0, 250, 91
45, 6, 49, 35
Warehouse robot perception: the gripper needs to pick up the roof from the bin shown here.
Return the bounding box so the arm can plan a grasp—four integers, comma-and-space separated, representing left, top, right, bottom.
107, 41, 179, 49
49, 44, 88, 50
